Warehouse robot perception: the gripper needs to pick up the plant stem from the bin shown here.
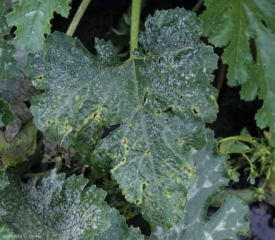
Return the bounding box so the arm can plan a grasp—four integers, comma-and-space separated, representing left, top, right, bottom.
130, 0, 142, 58
66, 0, 92, 37
192, 0, 204, 13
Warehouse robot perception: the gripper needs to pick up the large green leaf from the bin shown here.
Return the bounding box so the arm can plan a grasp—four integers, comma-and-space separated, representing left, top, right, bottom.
200, 0, 275, 144
6, 0, 71, 53
0, 169, 113, 239
0, 99, 17, 127
95, 210, 144, 240
26, 8, 218, 228
150, 139, 249, 240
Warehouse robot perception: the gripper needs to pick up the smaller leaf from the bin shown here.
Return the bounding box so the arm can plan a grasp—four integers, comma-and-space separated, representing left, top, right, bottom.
0, 0, 11, 36
219, 139, 250, 155
0, 121, 36, 168
0, 99, 17, 127
95, 210, 144, 240
6, 0, 71, 53
1, 169, 113, 239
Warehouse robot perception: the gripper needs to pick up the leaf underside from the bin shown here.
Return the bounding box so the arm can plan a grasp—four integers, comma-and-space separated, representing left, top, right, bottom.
1, 169, 113, 239
26, 8, 218, 228
201, 0, 275, 144
6, 0, 71, 53
150, 139, 249, 240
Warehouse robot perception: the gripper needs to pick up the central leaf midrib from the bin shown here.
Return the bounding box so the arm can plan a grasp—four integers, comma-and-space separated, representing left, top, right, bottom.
131, 59, 157, 202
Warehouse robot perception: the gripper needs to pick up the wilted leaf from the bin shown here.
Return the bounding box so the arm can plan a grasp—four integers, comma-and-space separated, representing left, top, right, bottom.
1, 169, 113, 239
6, 0, 71, 53
26, 8, 218, 228
0, 120, 36, 168
150, 140, 249, 240
201, 0, 275, 144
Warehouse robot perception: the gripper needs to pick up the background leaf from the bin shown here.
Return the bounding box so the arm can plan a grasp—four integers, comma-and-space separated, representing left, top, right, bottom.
95, 210, 144, 240
150, 138, 249, 240
6, 0, 71, 53
0, 39, 17, 80
0, 0, 11, 36
25, 8, 218, 229
200, 0, 275, 144
0, 169, 113, 239
0, 99, 17, 127
219, 139, 250, 155
0, 170, 9, 215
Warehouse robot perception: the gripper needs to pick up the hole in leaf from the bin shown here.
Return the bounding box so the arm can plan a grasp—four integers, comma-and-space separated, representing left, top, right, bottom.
192, 107, 199, 115
37, 75, 43, 80
142, 91, 148, 106
155, 97, 161, 102
101, 124, 120, 138
127, 214, 151, 236
249, 38, 257, 63
261, 20, 268, 28
207, 206, 219, 217
163, 107, 173, 114
142, 183, 147, 191
155, 109, 162, 115
23, 101, 31, 108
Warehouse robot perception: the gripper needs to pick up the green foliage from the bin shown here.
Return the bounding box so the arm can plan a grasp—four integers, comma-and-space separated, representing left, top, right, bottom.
218, 129, 275, 200
0, 99, 17, 127
0, 0, 255, 238
0, 0, 11, 36
0, 121, 36, 168
201, 0, 275, 144
1, 169, 113, 239
95, 210, 144, 240
6, 0, 71, 53
150, 140, 249, 240
25, 8, 218, 228
0, 39, 17, 80
0, 170, 9, 215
